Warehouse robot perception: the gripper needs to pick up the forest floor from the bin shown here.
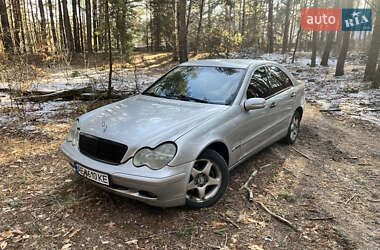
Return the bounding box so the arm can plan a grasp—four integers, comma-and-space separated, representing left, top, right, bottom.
0, 52, 379, 249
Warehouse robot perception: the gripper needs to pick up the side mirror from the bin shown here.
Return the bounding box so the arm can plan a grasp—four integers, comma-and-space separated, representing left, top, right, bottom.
244, 98, 266, 111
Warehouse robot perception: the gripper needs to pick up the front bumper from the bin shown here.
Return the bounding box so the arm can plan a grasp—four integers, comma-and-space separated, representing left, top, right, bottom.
61, 141, 193, 207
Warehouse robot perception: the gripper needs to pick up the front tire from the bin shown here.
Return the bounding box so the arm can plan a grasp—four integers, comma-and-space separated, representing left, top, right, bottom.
284, 111, 301, 144
185, 149, 229, 209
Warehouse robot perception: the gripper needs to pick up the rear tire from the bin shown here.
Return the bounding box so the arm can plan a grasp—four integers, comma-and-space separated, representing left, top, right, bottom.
185, 149, 229, 209
284, 111, 301, 144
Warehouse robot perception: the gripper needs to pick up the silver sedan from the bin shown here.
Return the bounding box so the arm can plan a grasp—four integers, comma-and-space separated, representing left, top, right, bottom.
61, 59, 305, 208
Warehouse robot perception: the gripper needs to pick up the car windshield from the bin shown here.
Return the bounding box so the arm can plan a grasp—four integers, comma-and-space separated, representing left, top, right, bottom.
143, 66, 245, 105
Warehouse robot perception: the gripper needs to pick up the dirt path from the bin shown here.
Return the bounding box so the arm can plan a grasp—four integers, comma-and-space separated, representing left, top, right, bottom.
0, 104, 379, 249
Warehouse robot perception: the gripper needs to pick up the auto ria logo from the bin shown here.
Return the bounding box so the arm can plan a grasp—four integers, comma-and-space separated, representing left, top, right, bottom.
301, 8, 372, 31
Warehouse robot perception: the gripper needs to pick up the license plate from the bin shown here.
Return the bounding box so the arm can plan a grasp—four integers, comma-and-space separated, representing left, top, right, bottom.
76, 164, 110, 186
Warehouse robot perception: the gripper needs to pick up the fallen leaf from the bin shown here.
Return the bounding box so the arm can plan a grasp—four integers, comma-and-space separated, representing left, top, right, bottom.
68, 229, 81, 238
225, 210, 234, 217
61, 243, 72, 250
0, 241, 7, 250
211, 221, 227, 229
1, 231, 13, 239
248, 244, 263, 250
101, 240, 110, 245
126, 239, 138, 245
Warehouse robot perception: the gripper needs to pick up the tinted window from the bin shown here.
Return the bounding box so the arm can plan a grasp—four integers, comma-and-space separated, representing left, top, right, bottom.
247, 67, 272, 99
267, 66, 293, 94
143, 66, 245, 105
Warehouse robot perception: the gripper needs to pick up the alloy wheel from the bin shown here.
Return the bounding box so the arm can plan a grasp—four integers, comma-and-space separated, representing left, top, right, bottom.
290, 114, 300, 142
186, 159, 222, 203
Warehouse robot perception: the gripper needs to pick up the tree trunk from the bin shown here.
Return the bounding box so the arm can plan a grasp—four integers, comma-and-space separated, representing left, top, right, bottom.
373, 64, 380, 88
38, 0, 47, 48
320, 31, 335, 66
29, 0, 39, 47
241, 0, 245, 35
62, 0, 74, 51
11, 0, 22, 52
321, 0, 339, 64
186, 0, 192, 33
364, 0, 380, 81
335, 0, 353, 76
335, 31, 350, 76
267, 0, 274, 53
292, 26, 302, 63
172, 0, 178, 61
194, 0, 204, 55
47, 0, 58, 49
19, 0, 26, 53
23, 0, 32, 53
310, 31, 318, 67
78, 0, 84, 51
281, 0, 291, 54
152, 0, 161, 51
0, 0, 13, 52
72, 0, 80, 52
178, 0, 188, 63
97, 1, 106, 51
207, 0, 211, 32
105, 0, 112, 98
334, 31, 343, 56
310, 0, 318, 67
92, 0, 97, 51
86, 0, 92, 53
58, 0, 66, 49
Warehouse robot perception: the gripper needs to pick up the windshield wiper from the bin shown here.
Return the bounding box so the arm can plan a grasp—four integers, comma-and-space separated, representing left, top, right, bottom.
168, 94, 209, 104
143, 92, 168, 99
144, 92, 210, 104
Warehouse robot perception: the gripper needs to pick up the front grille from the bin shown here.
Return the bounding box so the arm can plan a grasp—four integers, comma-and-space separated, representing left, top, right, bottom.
79, 133, 128, 165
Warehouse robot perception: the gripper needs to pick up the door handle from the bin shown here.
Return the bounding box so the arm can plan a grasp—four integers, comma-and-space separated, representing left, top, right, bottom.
290, 92, 296, 98
270, 102, 277, 108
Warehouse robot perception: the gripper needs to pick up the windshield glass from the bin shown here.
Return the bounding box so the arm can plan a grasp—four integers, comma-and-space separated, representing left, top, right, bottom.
143, 66, 245, 105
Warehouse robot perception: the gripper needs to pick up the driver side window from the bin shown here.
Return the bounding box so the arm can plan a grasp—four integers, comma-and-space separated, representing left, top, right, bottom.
247, 67, 271, 99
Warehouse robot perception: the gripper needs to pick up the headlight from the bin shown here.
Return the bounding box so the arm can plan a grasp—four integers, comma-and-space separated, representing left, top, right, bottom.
133, 143, 177, 170
66, 121, 80, 147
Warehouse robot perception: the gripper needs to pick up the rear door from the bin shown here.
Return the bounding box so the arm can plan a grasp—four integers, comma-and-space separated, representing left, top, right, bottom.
264, 65, 295, 137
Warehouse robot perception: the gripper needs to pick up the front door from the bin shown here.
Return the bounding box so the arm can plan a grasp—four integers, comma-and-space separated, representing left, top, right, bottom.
239, 66, 275, 160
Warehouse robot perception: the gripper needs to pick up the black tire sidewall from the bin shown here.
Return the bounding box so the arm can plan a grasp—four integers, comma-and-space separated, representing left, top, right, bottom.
185, 149, 229, 209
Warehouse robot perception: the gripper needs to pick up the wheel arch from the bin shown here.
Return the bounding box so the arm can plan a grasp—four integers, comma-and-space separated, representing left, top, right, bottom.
197, 141, 230, 167
295, 106, 303, 120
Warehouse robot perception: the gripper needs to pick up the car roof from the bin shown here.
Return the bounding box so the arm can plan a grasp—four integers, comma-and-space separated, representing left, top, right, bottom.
180, 59, 274, 69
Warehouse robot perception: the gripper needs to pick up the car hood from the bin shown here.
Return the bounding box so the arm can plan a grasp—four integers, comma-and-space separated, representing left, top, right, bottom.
78, 95, 228, 157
